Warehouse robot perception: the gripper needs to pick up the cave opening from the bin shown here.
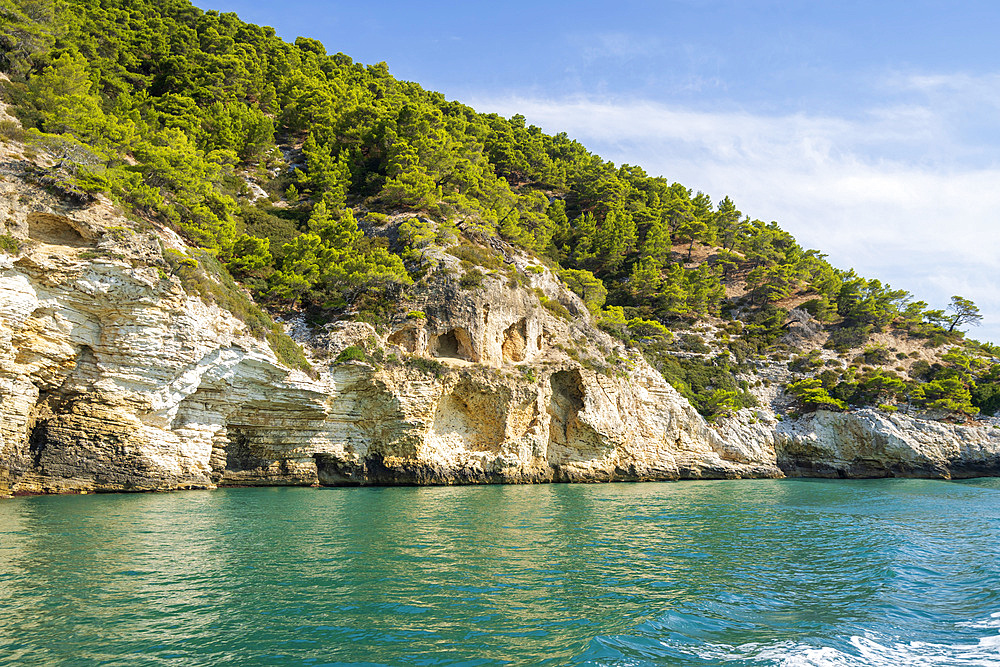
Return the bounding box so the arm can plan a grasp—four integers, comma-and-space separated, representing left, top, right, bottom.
431, 328, 477, 361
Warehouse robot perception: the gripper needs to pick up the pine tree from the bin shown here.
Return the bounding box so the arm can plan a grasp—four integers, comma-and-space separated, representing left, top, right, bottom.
27, 50, 105, 138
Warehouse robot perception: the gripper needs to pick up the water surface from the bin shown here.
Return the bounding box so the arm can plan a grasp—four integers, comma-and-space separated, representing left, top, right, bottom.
1, 479, 999, 665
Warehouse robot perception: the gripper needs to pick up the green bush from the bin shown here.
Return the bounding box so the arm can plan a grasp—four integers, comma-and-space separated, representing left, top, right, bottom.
799, 297, 837, 322
267, 330, 312, 372
0, 234, 21, 254
460, 267, 485, 289
558, 267, 607, 313
627, 317, 672, 343
335, 346, 367, 363
645, 352, 756, 421
540, 296, 572, 320
677, 333, 710, 354
786, 378, 847, 412
910, 377, 978, 418
860, 344, 892, 365
162, 247, 311, 371
407, 356, 446, 378
788, 349, 824, 373
825, 324, 872, 352
447, 243, 503, 271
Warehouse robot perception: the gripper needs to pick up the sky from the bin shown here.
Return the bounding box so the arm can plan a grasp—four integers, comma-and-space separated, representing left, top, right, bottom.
205, 0, 1000, 343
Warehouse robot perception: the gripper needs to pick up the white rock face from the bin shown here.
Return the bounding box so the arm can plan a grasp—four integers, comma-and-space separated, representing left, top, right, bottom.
0, 183, 779, 494
1, 164, 999, 497
773, 409, 1000, 478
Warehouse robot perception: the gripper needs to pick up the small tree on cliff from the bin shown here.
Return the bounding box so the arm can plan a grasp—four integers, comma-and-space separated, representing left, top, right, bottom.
786, 379, 847, 413
946, 295, 982, 333
909, 377, 979, 419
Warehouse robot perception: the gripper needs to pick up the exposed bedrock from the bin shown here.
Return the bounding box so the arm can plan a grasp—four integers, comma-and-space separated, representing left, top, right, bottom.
3, 189, 1000, 495
0, 215, 779, 494
773, 409, 1000, 479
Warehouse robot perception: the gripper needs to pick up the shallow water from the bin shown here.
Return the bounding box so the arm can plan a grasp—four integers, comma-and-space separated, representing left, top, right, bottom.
1, 479, 999, 665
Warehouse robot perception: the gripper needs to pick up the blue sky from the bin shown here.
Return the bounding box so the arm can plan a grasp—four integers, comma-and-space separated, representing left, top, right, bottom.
206, 0, 1000, 343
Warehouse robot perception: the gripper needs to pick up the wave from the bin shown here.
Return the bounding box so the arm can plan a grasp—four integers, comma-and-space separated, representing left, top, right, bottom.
757, 633, 1000, 667
580, 613, 1000, 666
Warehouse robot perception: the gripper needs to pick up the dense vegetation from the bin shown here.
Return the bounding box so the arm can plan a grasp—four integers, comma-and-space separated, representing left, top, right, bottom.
1, 0, 997, 421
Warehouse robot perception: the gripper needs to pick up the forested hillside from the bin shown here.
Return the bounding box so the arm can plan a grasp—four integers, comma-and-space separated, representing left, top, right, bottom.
2, 0, 998, 422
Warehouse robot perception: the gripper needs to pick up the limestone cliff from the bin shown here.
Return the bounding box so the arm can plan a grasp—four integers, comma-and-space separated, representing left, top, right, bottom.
0, 150, 780, 495
1, 149, 999, 497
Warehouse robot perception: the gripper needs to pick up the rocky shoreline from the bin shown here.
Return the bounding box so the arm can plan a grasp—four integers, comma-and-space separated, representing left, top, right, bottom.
2, 153, 999, 499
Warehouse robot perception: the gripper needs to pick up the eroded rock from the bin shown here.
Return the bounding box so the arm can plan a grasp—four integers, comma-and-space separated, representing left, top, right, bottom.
2, 159, 999, 497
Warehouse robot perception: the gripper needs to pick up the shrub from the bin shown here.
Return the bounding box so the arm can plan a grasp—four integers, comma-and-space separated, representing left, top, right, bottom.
163, 248, 311, 372
558, 267, 607, 314
789, 349, 825, 373
335, 346, 367, 363
540, 296, 572, 320
860, 344, 892, 365
0, 234, 21, 254
459, 267, 485, 289
407, 356, 446, 378
678, 333, 710, 354
446, 243, 503, 271
0, 120, 29, 142
910, 377, 979, 418
799, 297, 837, 322
627, 317, 672, 343
786, 378, 847, 412
909, 360, 933, 380
644, 352, 756, 421
267, 331, 312, 372
825, 324, 872, 352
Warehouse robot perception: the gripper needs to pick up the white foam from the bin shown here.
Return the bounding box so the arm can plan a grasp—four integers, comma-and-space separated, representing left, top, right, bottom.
958, 612, 1000, 630
679, 620, 1000, 667
767, 646, 856, 667
598, 612, 1000, 666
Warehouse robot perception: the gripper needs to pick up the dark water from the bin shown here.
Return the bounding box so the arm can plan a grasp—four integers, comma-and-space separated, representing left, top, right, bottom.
2, 479, 1000, 666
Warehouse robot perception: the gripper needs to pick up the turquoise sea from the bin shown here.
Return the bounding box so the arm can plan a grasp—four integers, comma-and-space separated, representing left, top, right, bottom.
2, 479, 1000, 666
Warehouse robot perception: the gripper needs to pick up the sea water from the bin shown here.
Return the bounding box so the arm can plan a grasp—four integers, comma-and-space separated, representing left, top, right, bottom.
1, 478, 999, 666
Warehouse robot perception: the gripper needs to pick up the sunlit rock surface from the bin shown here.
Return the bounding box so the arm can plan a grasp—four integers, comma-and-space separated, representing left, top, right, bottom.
1, 149, 998, 497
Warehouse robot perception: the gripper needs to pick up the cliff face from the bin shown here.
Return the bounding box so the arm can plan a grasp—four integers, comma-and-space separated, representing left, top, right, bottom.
2, 159, 999, 497
0, 157, 779, 495
0, 221, 779, 494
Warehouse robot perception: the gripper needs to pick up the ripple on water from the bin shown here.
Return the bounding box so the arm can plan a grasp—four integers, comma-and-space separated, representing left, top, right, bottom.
0, 479, 999, 665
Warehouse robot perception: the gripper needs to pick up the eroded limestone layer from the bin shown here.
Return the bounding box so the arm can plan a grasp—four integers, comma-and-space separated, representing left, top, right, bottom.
2, 176, 1000, 496
0, 192, 776, 493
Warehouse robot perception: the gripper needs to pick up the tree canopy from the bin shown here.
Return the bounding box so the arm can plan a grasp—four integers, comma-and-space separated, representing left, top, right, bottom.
0, 0, 994, 420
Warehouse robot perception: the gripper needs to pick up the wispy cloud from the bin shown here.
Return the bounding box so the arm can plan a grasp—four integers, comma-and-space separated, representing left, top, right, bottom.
893, 71, 1000, 104
577, 32, 664, 61
466, 84, 1000, 341
564, 32, 726, 95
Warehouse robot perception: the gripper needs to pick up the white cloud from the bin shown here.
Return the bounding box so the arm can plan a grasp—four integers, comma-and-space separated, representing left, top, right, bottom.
465, 90, 1000, 342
